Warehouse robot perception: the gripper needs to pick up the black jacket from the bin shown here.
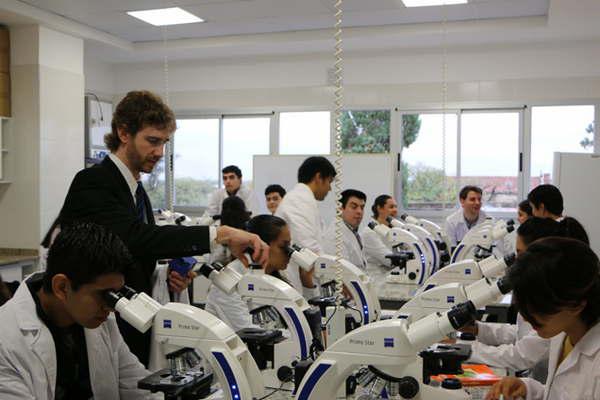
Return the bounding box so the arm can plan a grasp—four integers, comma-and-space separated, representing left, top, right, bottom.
59, 156, 211, 365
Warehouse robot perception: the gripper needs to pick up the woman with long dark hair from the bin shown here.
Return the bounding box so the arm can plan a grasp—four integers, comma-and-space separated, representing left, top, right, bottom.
486, 237, 600, 400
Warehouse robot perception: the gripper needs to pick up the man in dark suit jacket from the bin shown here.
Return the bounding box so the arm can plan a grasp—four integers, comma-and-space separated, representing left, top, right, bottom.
60, 90, 269, 366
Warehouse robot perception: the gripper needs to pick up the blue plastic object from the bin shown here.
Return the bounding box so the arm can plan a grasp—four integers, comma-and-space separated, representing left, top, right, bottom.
168, 257, 197, 277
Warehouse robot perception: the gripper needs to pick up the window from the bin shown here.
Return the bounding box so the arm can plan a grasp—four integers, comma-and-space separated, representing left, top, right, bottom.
340, 110, 391, 153
222, 117, 271, 186
279, 111, 330, 154
531, 105, 594, 187
173, 119, 219, 207
401, 113, 458, 210
142, 157, 166, 210
461, 112, 520, 211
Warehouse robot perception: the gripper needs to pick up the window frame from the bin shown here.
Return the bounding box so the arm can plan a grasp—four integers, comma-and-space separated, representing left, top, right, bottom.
171, 112, 274, 214
393, 109, 461, 221
459, 108, 525, 219
156, 101, 598, 217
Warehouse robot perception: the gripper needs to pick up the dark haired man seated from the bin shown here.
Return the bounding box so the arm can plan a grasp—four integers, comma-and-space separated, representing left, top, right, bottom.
0, 222, 156, 400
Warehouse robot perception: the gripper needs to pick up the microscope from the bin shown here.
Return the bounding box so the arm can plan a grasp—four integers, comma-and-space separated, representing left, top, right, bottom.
395, 276, 512, 322
387, 216, 441, 275
104, 286, 265, 400
397, 214, 452, 267
155, 209, 218, 227
233, 257, 323, 389
287, 245, 382, 346
419, 253, 516, 292
368, 222, 429, 287
450, 220, 515, 263
294, 300, 481, 400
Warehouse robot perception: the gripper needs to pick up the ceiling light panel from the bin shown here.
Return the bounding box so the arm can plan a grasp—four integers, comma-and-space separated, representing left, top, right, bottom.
127, 7, 204, 26
402, 0, 468, 7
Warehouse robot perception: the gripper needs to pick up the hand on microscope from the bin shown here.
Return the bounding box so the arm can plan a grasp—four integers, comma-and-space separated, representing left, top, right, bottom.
458, 320, 478, 336
168, 269, 195, 293
485, 376, 526, 400
216, 225, 270, 268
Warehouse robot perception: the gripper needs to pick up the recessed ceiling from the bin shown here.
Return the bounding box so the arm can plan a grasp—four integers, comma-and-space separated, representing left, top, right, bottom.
17, 0, 549, 42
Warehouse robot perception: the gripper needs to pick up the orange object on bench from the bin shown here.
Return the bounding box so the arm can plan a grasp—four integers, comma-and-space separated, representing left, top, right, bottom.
430, 364, 501, 387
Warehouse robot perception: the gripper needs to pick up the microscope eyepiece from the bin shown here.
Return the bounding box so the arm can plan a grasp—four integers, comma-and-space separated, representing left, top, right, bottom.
120, 285, 137, 299
103, 290, 122, 309
504, 253, 516, 267
284, 245, 295, 257
211, 262, 224, 271
447, 301, 478, 330
496, 277, 512, 294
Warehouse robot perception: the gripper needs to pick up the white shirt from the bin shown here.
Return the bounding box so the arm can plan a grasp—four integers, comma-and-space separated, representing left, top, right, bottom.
0, 280, 156, 400
444, 208, 488, 247
275, 183, 324, 292
205, 259, 255, 332
109, 153, 138, 203
523, 321, 600, 400
206, 186, 259, 217
323, 221, 368, 270
469, 314, 550, 381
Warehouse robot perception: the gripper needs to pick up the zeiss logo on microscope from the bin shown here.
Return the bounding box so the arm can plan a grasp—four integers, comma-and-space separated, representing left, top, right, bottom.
248, 284, 254, 291
163, 319, 172, 329
447, 296, 455, 303
384, 338, 394, 348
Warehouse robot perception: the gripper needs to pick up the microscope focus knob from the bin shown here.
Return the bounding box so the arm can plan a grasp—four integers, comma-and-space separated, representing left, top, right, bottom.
277, 365, 293, 382
397, 376, 419, 399
408, 272, 417, 281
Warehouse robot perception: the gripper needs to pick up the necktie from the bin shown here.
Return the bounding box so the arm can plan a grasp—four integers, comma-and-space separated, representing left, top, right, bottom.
135, 182, 147, 223
345, 222, 363, 250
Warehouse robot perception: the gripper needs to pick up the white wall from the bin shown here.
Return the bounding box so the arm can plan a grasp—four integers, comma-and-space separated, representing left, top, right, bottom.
84, 55, 114, 100
39, 26, 84, 236
0, 25, 83, 249
112, 40, 600, 111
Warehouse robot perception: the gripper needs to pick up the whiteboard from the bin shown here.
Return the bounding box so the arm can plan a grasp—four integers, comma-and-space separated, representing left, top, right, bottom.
253, 154, 395, 229
553, 152, 600, 255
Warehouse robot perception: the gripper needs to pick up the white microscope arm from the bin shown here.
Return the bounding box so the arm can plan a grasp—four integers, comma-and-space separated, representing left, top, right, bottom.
294, 302, 478, 400
401, 215, 452, 269
418, 253, 516, 291
451, 223, 515, 263
238, 267, 315, 360
403, 223, 440, 276
288, 246, 382, 325
369, 223, 429, 286
108, 289, 265, 400
312, 255, 381, 324
395, 276, 511, 321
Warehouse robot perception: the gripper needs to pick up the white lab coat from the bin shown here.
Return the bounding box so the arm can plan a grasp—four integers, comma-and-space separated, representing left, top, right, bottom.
469, 314, 549, 381
205, 259, 255, 332
360, 219, 393, 268
444, 208, 488, 247
323, 221, 368, 270
275, 183, 325, 293
522, 320, 600, 400
0, 281, 155, 400
206, 185, 259, 217
151, 262, 190, 306
360, 220, 394, 291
